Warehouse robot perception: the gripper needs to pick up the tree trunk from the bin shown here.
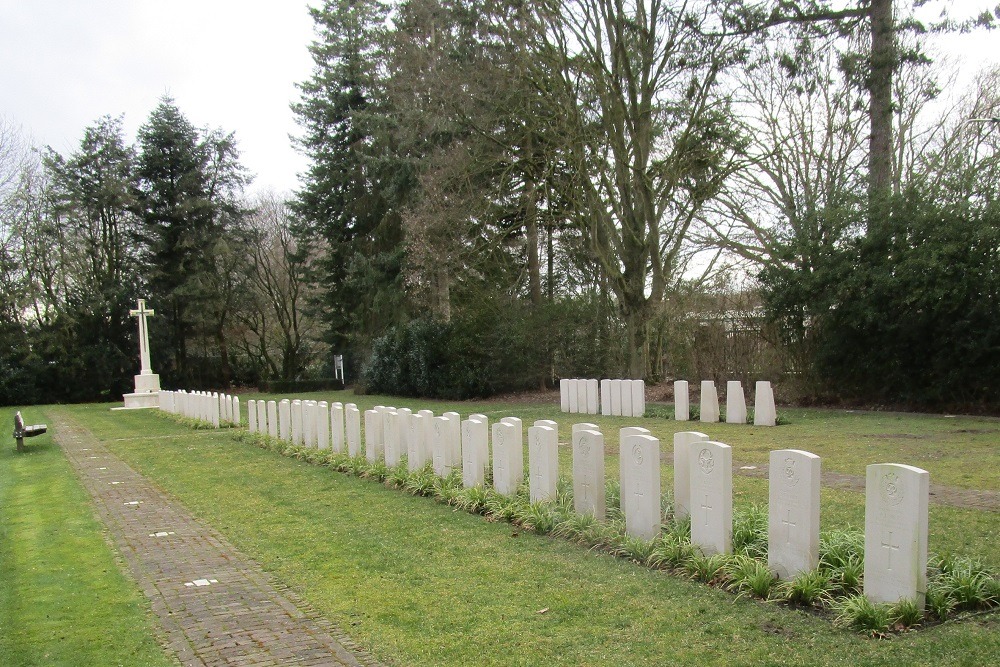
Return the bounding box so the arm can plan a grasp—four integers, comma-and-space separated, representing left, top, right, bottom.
869, 0, 894, 208
624, 308, 647, 380
216, 324, 232, 388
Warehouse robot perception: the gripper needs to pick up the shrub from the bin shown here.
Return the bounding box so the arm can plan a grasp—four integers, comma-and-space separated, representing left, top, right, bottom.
833, 595, 892, 636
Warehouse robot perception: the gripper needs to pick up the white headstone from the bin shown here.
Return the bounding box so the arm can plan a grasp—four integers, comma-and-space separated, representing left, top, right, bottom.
610, 379, 622, 416
462, 413, 490, 478
528, 425, 558, 503
864, 464, 929, 606
568, 379, 580, 414
431, 415, 461, 477
443, 412, 462, 471
674, 381, 689, 421
700, 381, 719, 423
291, 400, 304, 444
754, 381, 777, 427
407, 413, 427, 471
600, 379, 612, 416
620, 433, 661, 540
316, 401, 330, 450
631, 380, 645, 417
418, 409, 435, 465
232, 397, 240, 426
500, 417, 523, 485
364, 410, 384, 463
621, 380, 634, 418
462, 418, 488, 488
672, 431, 709, 521
560, 379, 570, 412
575, 380, 587, 416
768, 449, 821, 579
726, 381, 747, 424
303, 401, 316, 447
329, 403, 344, 452
267, 401, 278, 438
279, 400, 291, 441
492, 420, 522, 496
345, 404, 361, 456
573, 428, 605, 520
248, 400, 258, 432
689, 440, 732, 555
211, 393, 221, 428
585, 379, 598, 414
385, 411, 404, 466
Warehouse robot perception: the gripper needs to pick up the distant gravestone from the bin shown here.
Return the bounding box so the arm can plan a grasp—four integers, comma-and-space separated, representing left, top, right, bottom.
211, 393, 221, 428
587, 379, 599, 414
407, 413, 427, 471
572, 427, 605, 520
492, 420, 521, 496
500, 417, 524, 485
672, 431, 709, 521
768, 449, 821, 579
620, 433, 661, 540
462, 418, 488, 488
303, 401, 316, 447
528, 425, 558, 503
267, 401, 278, 438
364, 410, 384, 463
620, 381, 634, 418
316, 401, 330, 450
330, 402, 345, 453
247, 400, 258, 433
568, 379, 580, 414
576, 381, 588, 416
610, 379, 623, 416
291, 400, 304, 445
726, 381, 747, 425
232, 397, 240, 426
442, 412, 462, 471
432, 415, 460, 477
256, 400, 267, 437
864, 464, 929, 606
700, 381, 719, 423
385, 411, 403, 466
689, 440, 732, 555
278, 400, 291, 441
600, 379, 612, 416
344, 404, 361, 456
631, 380, 645, 418
418, 409, 435, 465
560, 379, 570, 412
754, 381, 776, 427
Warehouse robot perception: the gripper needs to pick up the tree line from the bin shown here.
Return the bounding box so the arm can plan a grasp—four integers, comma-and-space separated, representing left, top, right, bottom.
2, 0, 998, 410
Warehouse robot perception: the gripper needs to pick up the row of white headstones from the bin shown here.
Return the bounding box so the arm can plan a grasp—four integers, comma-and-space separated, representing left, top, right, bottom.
160, 390, 928, 607
160, 390, 241, 427
560, 378, 646, 417
675, 379, 777, 426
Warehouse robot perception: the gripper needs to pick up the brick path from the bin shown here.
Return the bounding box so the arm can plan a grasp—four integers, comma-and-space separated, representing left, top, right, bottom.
51, 410, 382, 667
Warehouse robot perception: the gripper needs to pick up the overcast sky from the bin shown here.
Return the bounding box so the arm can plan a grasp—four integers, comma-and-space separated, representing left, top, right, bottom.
1, 1, 997, 198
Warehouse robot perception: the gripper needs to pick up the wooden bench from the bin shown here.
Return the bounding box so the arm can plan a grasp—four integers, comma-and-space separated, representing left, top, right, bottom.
13, 411, 47, 452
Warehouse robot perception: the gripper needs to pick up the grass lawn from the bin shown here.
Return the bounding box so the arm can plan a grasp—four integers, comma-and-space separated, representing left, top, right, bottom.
50, 394, 999, 666
0, 406, 176, 667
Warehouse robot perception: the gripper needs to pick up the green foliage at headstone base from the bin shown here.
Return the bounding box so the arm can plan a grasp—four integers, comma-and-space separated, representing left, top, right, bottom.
760, 192, 1000, 409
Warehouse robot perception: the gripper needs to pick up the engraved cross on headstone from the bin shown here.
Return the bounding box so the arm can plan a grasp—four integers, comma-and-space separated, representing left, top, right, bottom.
881, 531, 900, 570
129, 298, 155, 375
701, 494, 713, 527
782, 509, 797, 544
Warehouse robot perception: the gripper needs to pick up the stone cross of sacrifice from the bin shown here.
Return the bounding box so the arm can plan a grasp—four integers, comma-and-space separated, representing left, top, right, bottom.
130, 299, 155, 375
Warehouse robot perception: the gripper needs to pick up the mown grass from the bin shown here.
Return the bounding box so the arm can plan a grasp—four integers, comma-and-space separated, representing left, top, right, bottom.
55, 398, 1000, 666
0, 406, 175, 667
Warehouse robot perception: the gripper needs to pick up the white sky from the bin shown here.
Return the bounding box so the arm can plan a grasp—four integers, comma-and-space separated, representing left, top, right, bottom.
0, 1, 997, 198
